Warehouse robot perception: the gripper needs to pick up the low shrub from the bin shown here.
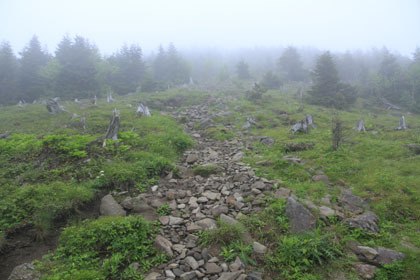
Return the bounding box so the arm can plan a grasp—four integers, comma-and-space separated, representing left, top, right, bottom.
38, 216, 165, 280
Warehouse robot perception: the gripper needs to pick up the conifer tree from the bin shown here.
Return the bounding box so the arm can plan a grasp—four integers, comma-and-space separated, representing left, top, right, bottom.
0, 42, 18, 104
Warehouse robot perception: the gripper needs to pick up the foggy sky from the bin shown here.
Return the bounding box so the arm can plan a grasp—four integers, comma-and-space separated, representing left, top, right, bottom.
1, 0, 419, 56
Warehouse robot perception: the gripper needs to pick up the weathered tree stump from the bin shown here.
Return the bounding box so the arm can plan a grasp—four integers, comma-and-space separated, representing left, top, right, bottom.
92, 95, 97, 105
136, 103, 151, 116
103, 109, 120, 147
46, 98, 66, 114
354, 119, 366, 132
396, 116, 407, 130
291, 114, 315, 134
106, 93, 115, 103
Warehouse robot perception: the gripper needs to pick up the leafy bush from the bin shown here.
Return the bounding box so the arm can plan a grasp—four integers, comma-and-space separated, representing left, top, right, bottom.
266, 231, 341, 279
157, 204, 171, 217
38, 216, 165, 280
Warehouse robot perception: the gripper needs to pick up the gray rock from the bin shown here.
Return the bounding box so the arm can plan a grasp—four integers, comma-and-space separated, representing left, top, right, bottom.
211, 205, 229, 216
246, 272, 263, 280
7, 263, 40, 280
375, 247, 405, 265
251, 181, 266, 190
356, 246, 378, 261
154, 235, 173, 257
185, 256, 199, 270
100, 194, 126, 217
259, 136, 275, 146
220, 214, 239, 225
218, 271, 242, 280
273, 187, 291, 199
196, 218, 218, 230
203, 191, 220, 200
252, 241, 267, 254
169, 216, 184, 225
144, 272, 162, 280
165, 269, 176, 279
353, 263, 376, 279
339, 189, 368, 214
186, 154, 199, 164
232, 152, 245, 162
345, 211, 379, 233
180, 271, 197, 280
311, 174, 330, 184
205, 262, 223, 274
319, 206, 335, 217
285, 197, 316, 233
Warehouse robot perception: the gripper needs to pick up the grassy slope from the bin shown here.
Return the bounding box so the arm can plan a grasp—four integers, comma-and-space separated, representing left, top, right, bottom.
0, 95, 194, 279
211, 88, 420, 279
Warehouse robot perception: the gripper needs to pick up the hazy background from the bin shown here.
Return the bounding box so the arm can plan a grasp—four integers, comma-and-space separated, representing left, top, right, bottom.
1, 0, 419, 55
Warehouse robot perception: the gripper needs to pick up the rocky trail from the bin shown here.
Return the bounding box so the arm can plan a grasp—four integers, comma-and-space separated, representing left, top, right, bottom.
6, 99, 407, 280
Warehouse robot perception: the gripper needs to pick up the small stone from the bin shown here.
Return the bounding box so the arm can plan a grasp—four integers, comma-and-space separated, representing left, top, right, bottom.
187, 224, 202, 233
169, 216, 184, 225
354, 263, 376, 279
311, 174, 330, 184
185, 256, 199, 270
166, 190, 178, 200
232, 152, 245, 162
220, 214, 239, 225
100, 194, 126, 217
208, 257, 219, 263
154, 235, 173, 257
356, 246, 378, 261
252, 241, 267, 254
205, 263, 223, 274
159, 216, 170, 225
197, 197, 209, 203
172, 244, 185, 254
319, 206, 335, 216
196, 218, 218, 230
178, 203, 186, 209
144, 272, 161, 280
186, 154, 199, 164
165, 269, 176, 279
218, 271, 242, 280
151, 185, 159, 192
375, 247, 405, 265
180, 271, 197, 280
203, 191, 220, 200
211, 205, 229, 216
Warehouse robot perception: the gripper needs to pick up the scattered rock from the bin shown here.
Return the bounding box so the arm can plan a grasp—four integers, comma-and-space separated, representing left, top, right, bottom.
7, 263, 40, 280
339, 189, 367, 214
312, 174, 330, 184
196, 218, 218, 230
185, 256, 199, 270
205, 263, 223, 274
319, 206, 335, 217
345, 211, 379, 233
285, 197, 316, 233
354, 263, 376, 279
260, 137, 275, 146
144, 272, 161, 280
218, 271, 242, 280
100, 194, 126, 217
154, 235, 173, 257
186, 154, 199, 164
232, 152, 245, 162
180, 271, 197, 280
220, 214, 239, 226
253, 241, 267, 254
375, 247, 405, 265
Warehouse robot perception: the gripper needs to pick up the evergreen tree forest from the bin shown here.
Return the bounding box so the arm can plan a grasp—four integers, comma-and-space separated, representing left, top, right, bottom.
1, 35, 419, 112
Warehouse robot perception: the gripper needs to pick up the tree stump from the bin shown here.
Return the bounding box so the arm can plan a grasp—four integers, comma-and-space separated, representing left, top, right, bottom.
103, 109, 120, 147
396, 116, 407, 130
92, 95, 97, 105
291, 114, 315, 133
354, 119, 366, 132
136, 103, 151, 116
46, 98, 66, 114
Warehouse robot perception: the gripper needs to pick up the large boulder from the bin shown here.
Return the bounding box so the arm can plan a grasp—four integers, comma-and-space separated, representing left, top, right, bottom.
285, 197, 316, 233
8, 263, 40, 280
100, 194, 126, 216
375, 247, 405, 265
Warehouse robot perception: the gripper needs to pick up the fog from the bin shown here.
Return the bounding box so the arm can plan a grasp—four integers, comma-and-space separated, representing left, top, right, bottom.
1, 0, 419, 55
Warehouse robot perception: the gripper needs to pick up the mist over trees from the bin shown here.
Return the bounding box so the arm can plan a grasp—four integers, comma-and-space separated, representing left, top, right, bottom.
0, 34, 419, 111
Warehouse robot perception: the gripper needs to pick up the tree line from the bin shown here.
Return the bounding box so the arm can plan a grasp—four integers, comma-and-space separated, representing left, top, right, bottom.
0, 35, 190, 104
0, 35, 419, 112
